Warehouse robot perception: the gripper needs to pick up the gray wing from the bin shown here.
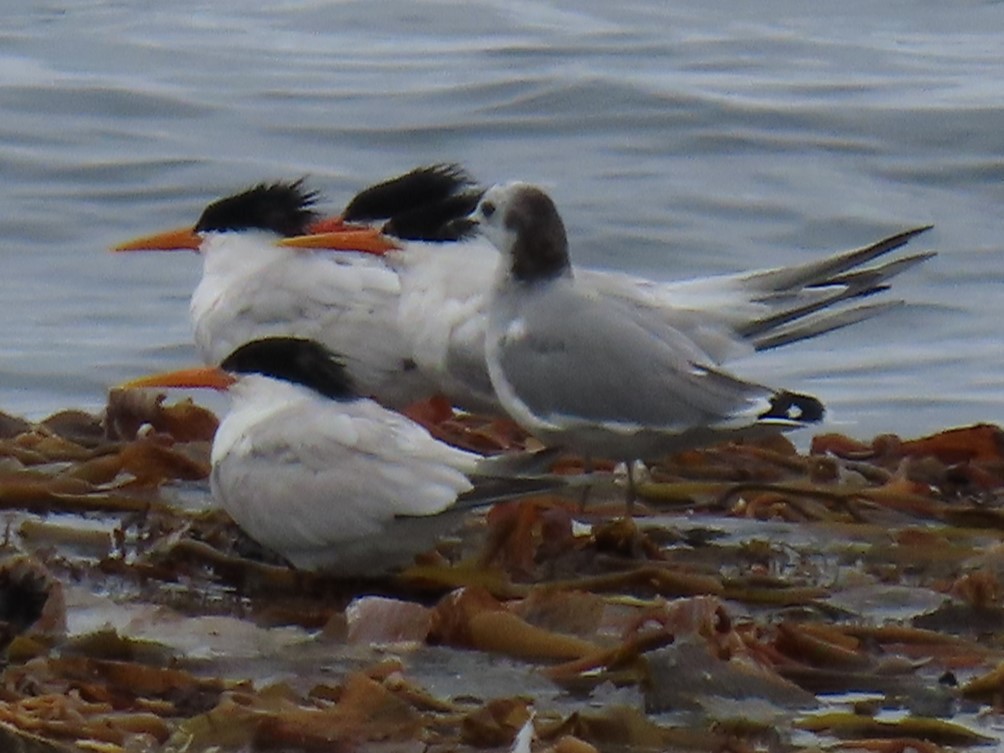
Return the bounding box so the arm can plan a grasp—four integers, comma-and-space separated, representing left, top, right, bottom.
490, 283, 771, 431
579, 226, 933, 360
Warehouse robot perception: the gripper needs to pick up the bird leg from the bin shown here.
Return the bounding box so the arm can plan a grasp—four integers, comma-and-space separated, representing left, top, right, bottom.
576, 454, 595, 511
625, 461, 637, 518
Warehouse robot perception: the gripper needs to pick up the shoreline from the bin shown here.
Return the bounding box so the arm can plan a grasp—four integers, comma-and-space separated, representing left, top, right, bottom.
0, 396, 1001, 751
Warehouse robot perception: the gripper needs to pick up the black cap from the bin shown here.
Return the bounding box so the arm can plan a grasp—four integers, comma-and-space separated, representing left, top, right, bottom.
221, 337, 357, 401
344, 164, 482, 242
195, 179, 320, 236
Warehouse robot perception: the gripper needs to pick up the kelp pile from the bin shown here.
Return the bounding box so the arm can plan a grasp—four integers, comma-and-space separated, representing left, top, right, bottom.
0, 391, 1004, 751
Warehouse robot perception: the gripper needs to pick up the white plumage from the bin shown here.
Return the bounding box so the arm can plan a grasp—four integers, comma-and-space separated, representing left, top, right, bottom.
119, 168, 932, 419
190, 232, 429, 407
114, 181, 437, 410
121, 337, 567, 575
210, 374, 479, 573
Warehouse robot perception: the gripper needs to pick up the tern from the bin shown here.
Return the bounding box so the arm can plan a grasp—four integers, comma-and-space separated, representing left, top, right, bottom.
113, 180, 433, 409
283, 165, 933, 416
115, 166, 932, 418
121, 337, 571, 575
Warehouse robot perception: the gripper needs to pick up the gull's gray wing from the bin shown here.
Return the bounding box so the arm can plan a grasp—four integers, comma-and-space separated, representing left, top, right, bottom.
489, 282, 772, 432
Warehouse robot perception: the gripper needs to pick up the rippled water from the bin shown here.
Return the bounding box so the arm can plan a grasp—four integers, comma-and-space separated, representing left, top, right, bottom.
1, 0, 1002, 438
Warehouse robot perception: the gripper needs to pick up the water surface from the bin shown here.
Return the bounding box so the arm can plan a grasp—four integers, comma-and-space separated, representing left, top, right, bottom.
1, 0, 1002, 438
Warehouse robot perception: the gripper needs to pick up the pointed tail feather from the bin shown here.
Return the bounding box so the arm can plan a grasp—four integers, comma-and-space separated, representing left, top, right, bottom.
740, 250, 935, 341
741, 225, 933, 294
818, 250, 935, 290
752, 300, 905, 352
450, 472, 592, 513
473, 446, 565, 477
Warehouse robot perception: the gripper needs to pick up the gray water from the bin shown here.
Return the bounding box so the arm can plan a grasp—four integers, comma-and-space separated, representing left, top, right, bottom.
1, 0, 1002, 439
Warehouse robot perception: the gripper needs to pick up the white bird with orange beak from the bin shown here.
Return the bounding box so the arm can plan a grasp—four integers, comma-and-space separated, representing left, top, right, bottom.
121, 337, 569, 574
117, 165, 933, 419
113, 180, 432, 409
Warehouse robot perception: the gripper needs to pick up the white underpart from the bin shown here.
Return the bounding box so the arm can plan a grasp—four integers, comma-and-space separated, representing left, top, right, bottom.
191, 231, 435, 408
211, 375, 481, 573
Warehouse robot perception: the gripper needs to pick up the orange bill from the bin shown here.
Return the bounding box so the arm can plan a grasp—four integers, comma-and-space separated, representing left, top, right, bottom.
112, 226, 202, 252
278, 228, 401, 255
121, 367, 237, 391
306, 216, 348, 233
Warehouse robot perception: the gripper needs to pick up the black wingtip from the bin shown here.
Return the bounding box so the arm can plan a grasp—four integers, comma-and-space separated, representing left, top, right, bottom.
221, 337, 357, 401
195, 179, 320, 237
760, 390, 825, 425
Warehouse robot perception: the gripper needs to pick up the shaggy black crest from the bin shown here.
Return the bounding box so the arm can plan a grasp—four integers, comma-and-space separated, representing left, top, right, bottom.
759, 390, 825, 425
382, 189, 483, 241
221, 337, 357, 401
343, 164, 482, 241
195, 179, 320, 236
343, 163, 474, 221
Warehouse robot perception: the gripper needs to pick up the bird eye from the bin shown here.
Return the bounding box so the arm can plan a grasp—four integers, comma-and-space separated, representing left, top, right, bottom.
480, 201, 496, 219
